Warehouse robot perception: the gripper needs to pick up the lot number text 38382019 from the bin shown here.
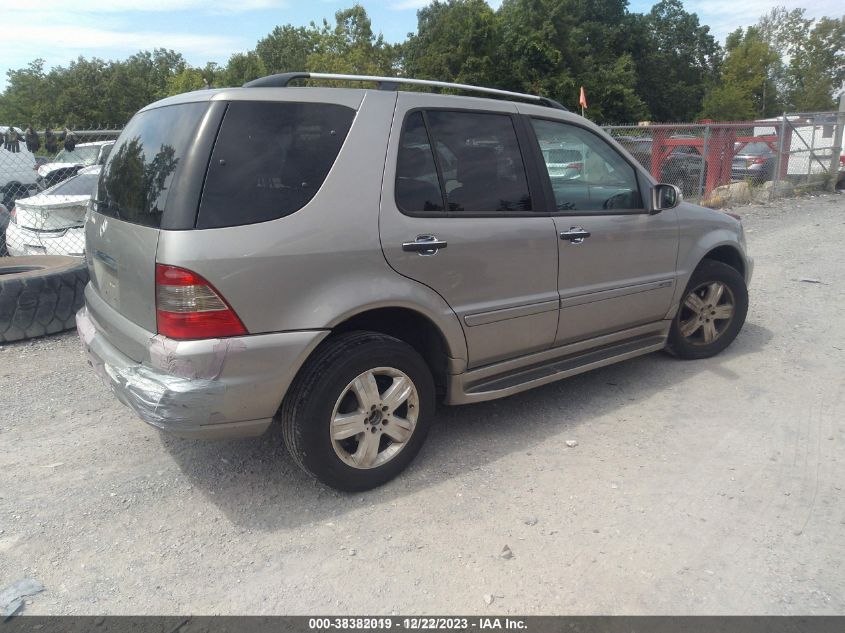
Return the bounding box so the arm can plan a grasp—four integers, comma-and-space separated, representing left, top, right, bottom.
308, 617, 528, 630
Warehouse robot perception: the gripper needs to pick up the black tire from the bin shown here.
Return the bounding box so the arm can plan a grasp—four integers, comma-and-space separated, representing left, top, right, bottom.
0, 256, 89, 343
280, 331, 435, 492
666, 259, 748, 360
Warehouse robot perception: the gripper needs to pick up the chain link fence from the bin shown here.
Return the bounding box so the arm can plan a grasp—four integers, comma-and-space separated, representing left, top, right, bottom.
1, 112, 842, 259
1, 127, 121, 258
603, 111, 845, 205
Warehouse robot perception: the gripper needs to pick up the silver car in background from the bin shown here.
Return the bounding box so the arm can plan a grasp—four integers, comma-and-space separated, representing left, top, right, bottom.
78, 73, 752, 491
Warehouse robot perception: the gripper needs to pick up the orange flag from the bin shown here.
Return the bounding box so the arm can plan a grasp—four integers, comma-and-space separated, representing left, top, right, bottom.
579, 86, 588, 110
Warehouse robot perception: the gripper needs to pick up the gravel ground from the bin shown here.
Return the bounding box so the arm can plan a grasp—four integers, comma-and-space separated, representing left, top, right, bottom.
1, 192, 843, 615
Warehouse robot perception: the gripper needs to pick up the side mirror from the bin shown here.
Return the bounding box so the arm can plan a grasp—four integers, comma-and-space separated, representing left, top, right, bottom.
651, 183, 682, 213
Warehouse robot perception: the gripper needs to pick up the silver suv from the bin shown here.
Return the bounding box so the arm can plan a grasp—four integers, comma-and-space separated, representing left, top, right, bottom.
79, 73, 752, 491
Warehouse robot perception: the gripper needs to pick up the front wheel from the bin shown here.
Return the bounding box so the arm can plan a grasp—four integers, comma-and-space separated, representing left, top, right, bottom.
666, 260, 748, 360
280, 331, 435, 491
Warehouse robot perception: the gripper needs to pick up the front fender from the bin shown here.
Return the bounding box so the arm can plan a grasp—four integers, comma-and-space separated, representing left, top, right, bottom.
669, 203, 750, 318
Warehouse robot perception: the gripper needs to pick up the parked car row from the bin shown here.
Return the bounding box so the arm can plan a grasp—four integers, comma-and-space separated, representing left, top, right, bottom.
36, 141, 113, 190
613, 135, 707, 195
1, 128, 113, 204
1, 129, 113, 257
611, 134, 783, 193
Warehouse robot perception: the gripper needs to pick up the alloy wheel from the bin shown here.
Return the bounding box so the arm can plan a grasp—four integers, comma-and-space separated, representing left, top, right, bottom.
330, 367, 419, 469
678, 281, 736, 345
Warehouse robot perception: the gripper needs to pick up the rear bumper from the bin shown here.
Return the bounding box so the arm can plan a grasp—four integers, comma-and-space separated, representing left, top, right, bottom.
6, 224, 85, 257
731, 166, 769, 182
77, 304, 328, 439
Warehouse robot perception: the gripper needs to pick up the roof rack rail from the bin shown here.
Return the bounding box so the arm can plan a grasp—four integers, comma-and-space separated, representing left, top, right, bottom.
242, 72, 568, 111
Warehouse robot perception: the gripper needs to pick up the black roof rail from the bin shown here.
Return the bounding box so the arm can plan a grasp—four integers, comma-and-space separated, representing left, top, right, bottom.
242, 72, 568, 111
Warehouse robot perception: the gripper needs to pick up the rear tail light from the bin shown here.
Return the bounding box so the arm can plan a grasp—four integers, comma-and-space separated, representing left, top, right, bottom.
840, 155, 845, 167
566, 162, 583, 170
10, 207, 16, 224
155, 264, 247, 340
750, 157, 766, 165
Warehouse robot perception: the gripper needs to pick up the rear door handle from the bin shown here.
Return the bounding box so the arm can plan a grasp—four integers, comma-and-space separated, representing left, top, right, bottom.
402, 235, 448, 255
560, 227, 591, 244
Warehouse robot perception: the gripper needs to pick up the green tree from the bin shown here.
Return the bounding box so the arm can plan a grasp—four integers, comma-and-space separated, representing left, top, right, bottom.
101, 49, 188, 123
700, 83, 756, 121
755, 9, 843, 111
166, 68, 207, 95
701, 27, 779, 120
403, 0, 501, 87
306, 6, 399, 76
255, 25, 315, 74
632, 0, 721, 121
785, 17, 845, 111
0, 60, 49, 124
497, 0, 648, 122
49, 57, 113, 125
222, 51, 266, 86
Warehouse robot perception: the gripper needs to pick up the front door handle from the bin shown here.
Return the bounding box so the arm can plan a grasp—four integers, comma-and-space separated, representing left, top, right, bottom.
560, 227, 591, 244
402, 235, 448, 256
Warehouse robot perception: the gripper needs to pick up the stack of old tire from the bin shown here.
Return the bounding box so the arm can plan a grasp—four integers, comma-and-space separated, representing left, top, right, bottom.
0, 256, 88, 343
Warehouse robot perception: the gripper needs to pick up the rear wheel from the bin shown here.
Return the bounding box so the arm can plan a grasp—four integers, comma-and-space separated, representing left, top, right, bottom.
666, 260, 748, 360
280, 331, 435, 491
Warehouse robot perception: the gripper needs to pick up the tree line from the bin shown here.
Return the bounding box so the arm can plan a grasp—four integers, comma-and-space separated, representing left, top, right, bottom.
0, 0, 842, 127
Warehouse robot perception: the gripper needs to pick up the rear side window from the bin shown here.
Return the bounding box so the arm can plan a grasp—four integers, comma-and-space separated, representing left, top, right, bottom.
427, 111, 531, 213
98, 102, 209, 228
396, 112, 445, 212
197, 101, 355, 229
395, 110, 532, 215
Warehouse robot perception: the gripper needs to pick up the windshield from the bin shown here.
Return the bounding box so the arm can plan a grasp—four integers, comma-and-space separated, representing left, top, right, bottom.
737, 142, 773, 156
54, 146, 101, 165
48, 173, 99, 197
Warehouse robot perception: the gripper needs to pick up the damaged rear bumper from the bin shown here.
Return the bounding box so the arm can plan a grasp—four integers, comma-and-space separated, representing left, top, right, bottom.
76, 304, 328, 439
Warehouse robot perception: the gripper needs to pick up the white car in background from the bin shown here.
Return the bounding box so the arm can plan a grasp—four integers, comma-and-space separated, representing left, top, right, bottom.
0, 125, 38, 208
539, 141, 584, 181
36, 141, 113, 190
6, 167, 99, 257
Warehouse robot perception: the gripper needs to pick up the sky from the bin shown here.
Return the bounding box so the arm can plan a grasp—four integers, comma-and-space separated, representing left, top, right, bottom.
0, 0, 842, 91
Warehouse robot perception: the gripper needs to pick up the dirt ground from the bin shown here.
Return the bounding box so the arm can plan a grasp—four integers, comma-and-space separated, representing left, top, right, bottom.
1, 192, 843, 615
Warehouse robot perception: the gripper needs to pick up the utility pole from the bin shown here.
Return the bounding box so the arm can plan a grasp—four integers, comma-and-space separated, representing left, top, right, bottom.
829, 82, 845, 192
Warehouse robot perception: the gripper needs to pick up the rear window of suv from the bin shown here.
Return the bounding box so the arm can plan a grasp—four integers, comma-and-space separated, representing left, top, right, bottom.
97, 102, 209, 228
196, 101, 355, 229
97, 100, 355, 230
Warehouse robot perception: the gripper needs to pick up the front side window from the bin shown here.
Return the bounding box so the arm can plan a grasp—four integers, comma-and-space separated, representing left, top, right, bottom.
395, 110, 532, 214
427, 111, 531, 213
532, 119, 643, 212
